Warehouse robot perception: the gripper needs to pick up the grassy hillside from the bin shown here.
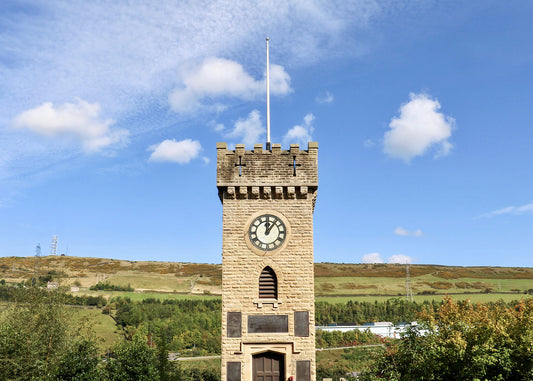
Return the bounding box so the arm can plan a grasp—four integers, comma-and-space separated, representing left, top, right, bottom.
1, 256, 533, 300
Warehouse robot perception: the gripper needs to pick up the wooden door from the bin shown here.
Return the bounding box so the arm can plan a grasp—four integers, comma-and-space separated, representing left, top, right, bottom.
253, 352, 284, 381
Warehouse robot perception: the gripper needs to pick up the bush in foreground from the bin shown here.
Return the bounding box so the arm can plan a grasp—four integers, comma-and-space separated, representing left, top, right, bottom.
360, 297, 533, 381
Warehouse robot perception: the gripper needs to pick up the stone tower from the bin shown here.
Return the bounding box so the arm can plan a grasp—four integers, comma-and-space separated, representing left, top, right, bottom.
217, 142, 318, 381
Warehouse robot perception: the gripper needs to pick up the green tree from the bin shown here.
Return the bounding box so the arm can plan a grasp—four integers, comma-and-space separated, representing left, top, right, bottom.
360, 297, 533, 381
0, 287, 82, 380
103, 331, 159, 381
47, 339, 100, 381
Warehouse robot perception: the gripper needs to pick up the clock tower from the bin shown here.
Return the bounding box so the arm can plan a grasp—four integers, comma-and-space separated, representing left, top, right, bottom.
217, 141, 318, 381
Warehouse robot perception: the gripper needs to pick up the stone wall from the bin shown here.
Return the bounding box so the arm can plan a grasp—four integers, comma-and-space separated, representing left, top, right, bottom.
218, 142, 318, 381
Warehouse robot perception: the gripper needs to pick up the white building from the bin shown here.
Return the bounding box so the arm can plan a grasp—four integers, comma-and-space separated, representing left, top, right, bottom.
316, 321, 423, 339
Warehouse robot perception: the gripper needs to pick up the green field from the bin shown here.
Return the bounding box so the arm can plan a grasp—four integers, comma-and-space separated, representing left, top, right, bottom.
80, 289, 530, 305
69, 306, 123, 350
317, 293, 530, 304
78, 290, 220, 302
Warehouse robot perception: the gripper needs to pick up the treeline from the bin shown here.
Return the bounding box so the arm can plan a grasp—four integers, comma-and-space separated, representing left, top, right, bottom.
315, 298, 440, 325
0, 283, 107, 306
89, 282, 134, 291
316, 329, 386, 348
113, 297, 222, 355
315, 298, 525, 325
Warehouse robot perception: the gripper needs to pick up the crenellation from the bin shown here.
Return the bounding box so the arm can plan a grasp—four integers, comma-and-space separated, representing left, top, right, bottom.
216, 142, 318, 193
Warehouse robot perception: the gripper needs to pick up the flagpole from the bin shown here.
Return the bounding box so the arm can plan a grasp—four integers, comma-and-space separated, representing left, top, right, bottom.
266, 37, 271, 151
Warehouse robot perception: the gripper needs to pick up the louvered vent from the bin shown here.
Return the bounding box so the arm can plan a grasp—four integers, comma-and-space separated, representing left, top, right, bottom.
259, 266, 277, 299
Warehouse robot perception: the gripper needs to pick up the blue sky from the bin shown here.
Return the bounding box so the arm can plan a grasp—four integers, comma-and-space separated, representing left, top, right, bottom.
1, 1, 532, 266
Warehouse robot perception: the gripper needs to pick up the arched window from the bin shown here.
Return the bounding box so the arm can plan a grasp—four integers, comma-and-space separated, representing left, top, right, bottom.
259, 266, 277, 299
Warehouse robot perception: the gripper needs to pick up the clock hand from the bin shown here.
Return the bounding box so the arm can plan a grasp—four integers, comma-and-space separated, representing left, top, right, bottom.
265, 216, 271, 235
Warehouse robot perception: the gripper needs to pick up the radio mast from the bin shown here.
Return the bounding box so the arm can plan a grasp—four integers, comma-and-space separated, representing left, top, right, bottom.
50, 235, 58, 256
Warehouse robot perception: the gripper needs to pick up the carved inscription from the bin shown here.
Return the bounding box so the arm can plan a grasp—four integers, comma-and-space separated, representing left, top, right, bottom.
247, 315, 288, 333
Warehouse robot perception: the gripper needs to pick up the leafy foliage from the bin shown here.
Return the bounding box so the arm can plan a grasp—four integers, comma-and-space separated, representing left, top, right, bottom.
0, 287, 100, 380
0, 283, 107, 306
316, 298, 440, 325
103, 332, 159, 381
316, 329, 386, 348
90, 281, 134, 291
113, 297, 222, 354
360, 297, 533, 381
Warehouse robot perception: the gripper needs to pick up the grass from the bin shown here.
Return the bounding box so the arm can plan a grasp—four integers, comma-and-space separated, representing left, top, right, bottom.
317, 346, 383, 375
76, 290, 220, 302
2, 256, 533, 301
69, 306, 123, 351
316, 293, 531, 304
175, 358, 221, 373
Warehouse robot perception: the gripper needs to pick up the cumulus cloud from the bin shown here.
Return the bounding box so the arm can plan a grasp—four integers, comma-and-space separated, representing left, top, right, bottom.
315, 91, 334, 104
169, 57, 292, 113
148, 139, 204, 164
394, 227, 423, 237
283, 113, 315, 147
387, 255, 413, 264
225, 110, 265, 148
361, 253, 384, 264
384, 93, 455, 162
362, 252, 414, 264
478, 203, 533, 218
13, 99, 129, 153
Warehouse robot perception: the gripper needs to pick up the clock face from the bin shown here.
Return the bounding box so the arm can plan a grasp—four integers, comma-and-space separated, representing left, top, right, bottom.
248, 214, 287, 251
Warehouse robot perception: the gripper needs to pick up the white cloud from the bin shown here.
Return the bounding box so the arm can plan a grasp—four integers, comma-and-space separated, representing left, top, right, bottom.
364, 139, 376, 148
384, 93, 455, 162
169, 57, 292, 113
283, 113, 315, 147
387, 254, 413, 264
226, 110, 265, 148
13, 99, 129, 153
361, 252, 384, 264
148, 139, 203, 164
362, 252, 414, 264
315, 91, 334, 104
0, 1, 421, 197
394, 227, 423, 237
478, 203, 533, 218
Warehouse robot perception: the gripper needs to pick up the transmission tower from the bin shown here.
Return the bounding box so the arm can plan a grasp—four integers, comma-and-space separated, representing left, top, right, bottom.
33, 244, 41, 286
405, 263, 414, 302
50, 235, 58, 256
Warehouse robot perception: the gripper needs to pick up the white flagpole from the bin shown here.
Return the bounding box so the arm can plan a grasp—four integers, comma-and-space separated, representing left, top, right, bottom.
266, 37, 271, 151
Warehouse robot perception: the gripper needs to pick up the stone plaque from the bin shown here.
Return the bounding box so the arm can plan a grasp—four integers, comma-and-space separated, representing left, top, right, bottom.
296, 360, 311, 381
248, 315, 288, 333
294, 311, 309, 337
227, 362, 241, 381
227, 312, 242, 338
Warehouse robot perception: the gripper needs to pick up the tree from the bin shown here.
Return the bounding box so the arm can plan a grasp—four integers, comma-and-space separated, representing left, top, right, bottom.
47, 339, 100, 381
360, 297, 533, 381
0, 287, 82, 380
103, 331, 159, 381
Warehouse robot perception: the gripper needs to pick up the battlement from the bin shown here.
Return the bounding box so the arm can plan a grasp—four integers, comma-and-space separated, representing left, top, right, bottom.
216, 142, 318, 190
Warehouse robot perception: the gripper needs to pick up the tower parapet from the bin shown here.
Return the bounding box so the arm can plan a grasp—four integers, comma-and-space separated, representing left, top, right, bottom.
217, 142, 318, 203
